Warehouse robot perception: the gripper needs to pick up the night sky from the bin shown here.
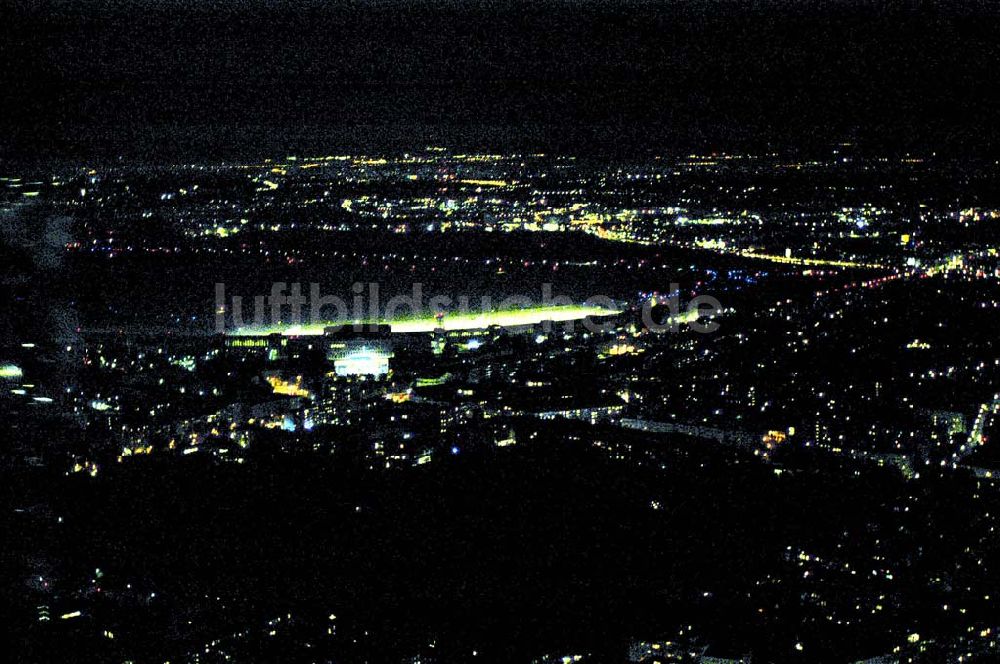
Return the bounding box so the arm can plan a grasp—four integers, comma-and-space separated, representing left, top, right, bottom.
3, 0, 999, 158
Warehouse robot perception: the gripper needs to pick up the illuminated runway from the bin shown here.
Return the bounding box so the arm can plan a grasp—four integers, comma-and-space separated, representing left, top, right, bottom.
230, 304, 623, 336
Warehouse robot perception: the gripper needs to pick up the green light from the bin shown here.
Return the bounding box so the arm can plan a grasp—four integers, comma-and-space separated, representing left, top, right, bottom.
0, 364, 23, 379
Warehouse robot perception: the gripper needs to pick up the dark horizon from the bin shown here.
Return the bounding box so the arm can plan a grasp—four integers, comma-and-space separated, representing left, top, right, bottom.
3, 0, 1000, 160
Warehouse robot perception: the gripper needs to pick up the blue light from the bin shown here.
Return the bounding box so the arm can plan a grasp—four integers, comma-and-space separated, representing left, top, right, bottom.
450, 446, 460, 455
